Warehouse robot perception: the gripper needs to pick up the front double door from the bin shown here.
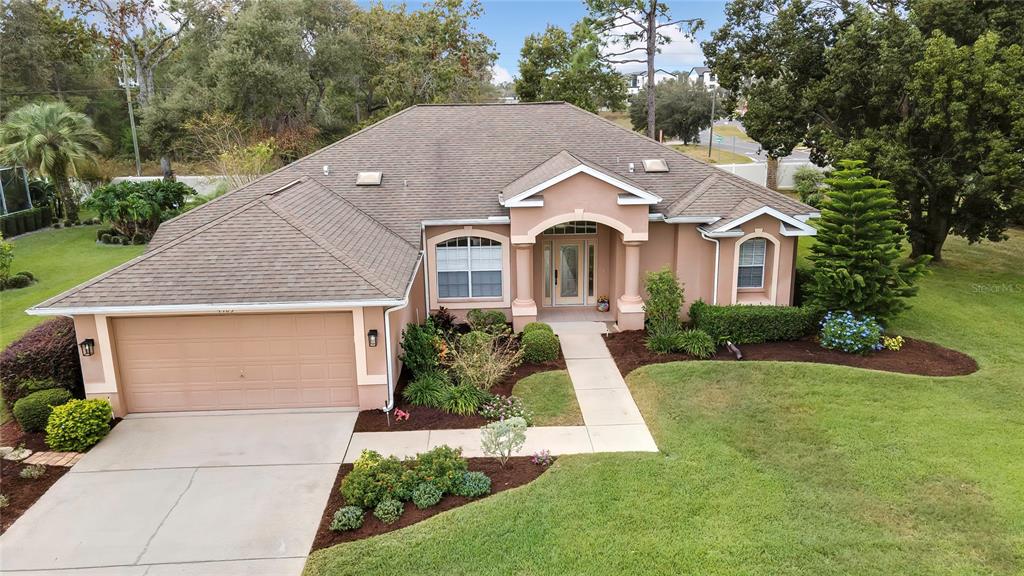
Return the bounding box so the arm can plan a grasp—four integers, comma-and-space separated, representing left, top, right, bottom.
552, 239, 585, 305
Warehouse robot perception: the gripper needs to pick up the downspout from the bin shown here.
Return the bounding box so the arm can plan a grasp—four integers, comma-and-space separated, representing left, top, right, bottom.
382, 253, 424, 412
699, 229, 720, 305
421, 224, 430, 313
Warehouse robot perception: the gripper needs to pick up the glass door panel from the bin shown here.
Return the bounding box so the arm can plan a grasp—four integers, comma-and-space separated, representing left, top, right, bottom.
554, 240, 584, 305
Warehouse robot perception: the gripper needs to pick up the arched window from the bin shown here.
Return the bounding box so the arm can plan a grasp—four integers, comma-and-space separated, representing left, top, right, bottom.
737, 238, 766, 289
436, 236, 503, 298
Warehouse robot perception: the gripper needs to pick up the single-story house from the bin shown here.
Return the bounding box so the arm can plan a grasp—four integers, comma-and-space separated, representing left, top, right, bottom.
30, 103, 817, 417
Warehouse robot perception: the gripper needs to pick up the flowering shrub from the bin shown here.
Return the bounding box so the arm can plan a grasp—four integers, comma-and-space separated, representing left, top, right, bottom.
883, 335, 905, 351
819, 311, 884, 355
531, 449, 554, 467
394, 409, 410, 422
479, 395, 533, 425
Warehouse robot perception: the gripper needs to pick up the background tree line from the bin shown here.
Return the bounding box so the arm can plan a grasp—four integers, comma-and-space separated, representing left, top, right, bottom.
1, 0, 499, 176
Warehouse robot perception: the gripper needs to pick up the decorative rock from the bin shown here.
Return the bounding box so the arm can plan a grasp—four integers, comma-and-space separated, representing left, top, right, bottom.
0, 446, 13, 457
3, 447, 32, 461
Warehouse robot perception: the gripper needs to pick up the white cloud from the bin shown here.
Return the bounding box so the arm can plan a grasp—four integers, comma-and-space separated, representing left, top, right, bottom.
601, 15, 704, 75
490, 64, 514, 85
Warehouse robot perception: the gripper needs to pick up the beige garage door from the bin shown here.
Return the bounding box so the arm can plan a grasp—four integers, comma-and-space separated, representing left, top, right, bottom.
113, 313, 358, 413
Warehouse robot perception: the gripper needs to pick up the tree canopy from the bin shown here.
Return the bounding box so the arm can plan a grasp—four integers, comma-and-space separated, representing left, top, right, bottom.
629, 77, 719, 143
515, 22, 626, 112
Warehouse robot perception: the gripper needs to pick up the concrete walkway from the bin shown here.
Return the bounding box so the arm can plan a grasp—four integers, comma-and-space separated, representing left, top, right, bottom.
343, 321, 657, 462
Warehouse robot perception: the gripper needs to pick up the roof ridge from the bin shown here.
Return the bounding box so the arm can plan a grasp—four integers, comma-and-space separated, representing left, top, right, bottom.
666, 172, 720, 215
35, 196, 272, 309
151, 105, 422, 247
261, 198, 399, 297
306, 174, 418, 250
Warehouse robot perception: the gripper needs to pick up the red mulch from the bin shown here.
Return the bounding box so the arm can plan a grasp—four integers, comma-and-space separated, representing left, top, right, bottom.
604, 330, 978, 378
310, 456, 550, 551
353, 351, 566, 432
1, 419, 48, 452
1, 458, 69, 534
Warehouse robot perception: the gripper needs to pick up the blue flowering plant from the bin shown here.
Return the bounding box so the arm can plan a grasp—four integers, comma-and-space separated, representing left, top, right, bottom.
819, 311, 884, 355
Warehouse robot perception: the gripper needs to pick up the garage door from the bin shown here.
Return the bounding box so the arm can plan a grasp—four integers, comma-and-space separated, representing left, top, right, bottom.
113, 313, 358, 413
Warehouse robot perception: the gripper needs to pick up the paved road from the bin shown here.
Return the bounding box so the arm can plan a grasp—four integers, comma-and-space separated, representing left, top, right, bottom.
693, 120, 811, 163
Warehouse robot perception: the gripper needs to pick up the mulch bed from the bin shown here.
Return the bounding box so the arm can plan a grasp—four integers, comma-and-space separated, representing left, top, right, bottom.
310, 456, 549, 551
1, 455, 70, 534
604, 330, 978, 378
353, 351, 566, 432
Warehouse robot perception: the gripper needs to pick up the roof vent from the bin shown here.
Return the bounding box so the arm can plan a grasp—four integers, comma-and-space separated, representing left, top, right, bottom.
356, 171, 382, 186
642, 159, 669, 173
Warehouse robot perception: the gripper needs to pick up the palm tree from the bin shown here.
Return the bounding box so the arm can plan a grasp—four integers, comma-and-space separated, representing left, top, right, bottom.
0, 102, 107, 222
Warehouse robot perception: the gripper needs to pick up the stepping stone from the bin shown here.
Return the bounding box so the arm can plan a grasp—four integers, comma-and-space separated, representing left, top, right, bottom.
24, 451, 84, 467
0, 446, 13, 457
3, 447, 33, 461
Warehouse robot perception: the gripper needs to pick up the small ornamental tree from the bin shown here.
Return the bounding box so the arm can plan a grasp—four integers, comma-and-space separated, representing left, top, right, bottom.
643, 268, 684, 352
808, 160, 929, 323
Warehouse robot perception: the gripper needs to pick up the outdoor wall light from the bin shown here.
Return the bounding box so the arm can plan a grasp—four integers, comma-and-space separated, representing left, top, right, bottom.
79, 338, 95, 357
367, 329, 378, 347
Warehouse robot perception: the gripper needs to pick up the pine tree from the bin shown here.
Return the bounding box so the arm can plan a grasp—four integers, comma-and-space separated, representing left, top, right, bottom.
808, 160, 929, 324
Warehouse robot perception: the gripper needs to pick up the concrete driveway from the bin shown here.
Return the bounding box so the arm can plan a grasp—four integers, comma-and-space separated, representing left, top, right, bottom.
0, 409, 356, 575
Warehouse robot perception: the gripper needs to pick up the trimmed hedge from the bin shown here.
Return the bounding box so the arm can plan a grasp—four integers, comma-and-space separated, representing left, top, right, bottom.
45, 398, 113, 452
1, 317, 84, 410
12, 388, 73, 432
0, 206, 52, 238
689, 300, 817, 344
521, 329, 559, 363
521, 322, 554, 335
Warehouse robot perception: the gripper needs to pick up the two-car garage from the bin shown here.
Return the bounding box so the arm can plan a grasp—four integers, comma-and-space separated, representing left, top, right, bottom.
111, 313, 359, 413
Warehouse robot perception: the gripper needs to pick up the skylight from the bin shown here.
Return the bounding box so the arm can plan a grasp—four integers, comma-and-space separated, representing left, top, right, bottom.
355, 171, 382, 186
642, 159, 669, 173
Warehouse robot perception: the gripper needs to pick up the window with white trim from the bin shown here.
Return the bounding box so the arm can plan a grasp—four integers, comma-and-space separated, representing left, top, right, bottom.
436, 236, 502, 298
737, 238, 766, 289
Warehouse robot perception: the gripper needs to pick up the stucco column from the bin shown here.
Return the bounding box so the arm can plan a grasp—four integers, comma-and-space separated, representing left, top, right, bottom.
616, 241, 645, 330
511, 243, 537, 331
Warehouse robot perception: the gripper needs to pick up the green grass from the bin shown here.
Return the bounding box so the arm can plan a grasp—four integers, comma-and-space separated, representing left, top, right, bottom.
512, 370, 583, 426
673, 143, 753, 165
1, 225, 144, 347
305, 231, 1023, 576
710, 123, 753, 142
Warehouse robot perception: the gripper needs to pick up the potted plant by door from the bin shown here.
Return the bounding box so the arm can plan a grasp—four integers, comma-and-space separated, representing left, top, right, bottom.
596, 296, 610, 312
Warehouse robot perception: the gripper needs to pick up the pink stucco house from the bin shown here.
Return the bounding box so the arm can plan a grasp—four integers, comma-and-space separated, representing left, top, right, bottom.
30, 103, 817, 416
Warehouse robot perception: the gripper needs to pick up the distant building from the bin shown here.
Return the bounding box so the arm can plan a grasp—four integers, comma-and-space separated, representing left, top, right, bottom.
687, 66, 718, 89
625, 70, 677, 95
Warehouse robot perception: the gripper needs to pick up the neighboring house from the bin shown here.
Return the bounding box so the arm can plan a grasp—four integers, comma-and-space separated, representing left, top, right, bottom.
29, 103, 817, 417
688, 66, 718, 89
625, 70, 677, 95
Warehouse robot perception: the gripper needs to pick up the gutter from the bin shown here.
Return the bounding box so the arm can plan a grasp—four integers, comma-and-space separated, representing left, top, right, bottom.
27, 299, 406, 317
382, 252, 423, 412
698, 228, 720, 305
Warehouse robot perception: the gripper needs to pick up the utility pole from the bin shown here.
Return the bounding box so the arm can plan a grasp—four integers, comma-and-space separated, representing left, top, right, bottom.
119, 59, 142, 177
707, 88, 717, 158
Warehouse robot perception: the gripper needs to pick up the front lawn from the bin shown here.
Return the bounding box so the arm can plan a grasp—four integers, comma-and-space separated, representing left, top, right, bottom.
0, 225, 144, 348
511, 370, 583, 426
305, 231, 1023, 576
673, 143, 753, 164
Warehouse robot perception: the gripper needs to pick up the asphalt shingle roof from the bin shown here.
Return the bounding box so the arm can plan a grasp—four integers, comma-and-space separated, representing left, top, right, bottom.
36, 102, 812, 310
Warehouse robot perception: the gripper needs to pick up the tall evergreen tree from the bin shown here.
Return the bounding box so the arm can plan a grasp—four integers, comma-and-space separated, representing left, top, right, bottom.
808, 160, 929, 323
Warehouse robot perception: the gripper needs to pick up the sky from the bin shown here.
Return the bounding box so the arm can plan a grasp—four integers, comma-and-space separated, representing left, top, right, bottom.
360, 0, 729, 84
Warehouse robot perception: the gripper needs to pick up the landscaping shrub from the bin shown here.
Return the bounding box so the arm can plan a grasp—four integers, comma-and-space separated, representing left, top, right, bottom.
45, 398, 112, 452
15, 270, 34, 281
673, 329, 716, 359
479, 395, 533, 425
373, 498, 404, 525
402, 370, 449, 407
341, 450, 412, 508
3, 273, 32, 289
12, 388, 73, 432
329, 506, 365, 532
440, 384, 489, 415
446, 330, 522, 391
481, 416, 528, 467
411, 482, 443, 509
454, 471, 491, 498
819, 311, 884, 355
429, 307, 457, 335
883, 335, 905, 351
793, 166, 826, 207
521, 329, 559, 363
19, 464, 46, 480
467, 308, 508, 335
1, 317, 84, 410
644, 267, 685, 353
406, 445, 468, 493
84, 180, 196, 240
522, 322, 553, 335
689, 300, 817, 344
399, 320, 441, 378
0, 495, 8, 509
